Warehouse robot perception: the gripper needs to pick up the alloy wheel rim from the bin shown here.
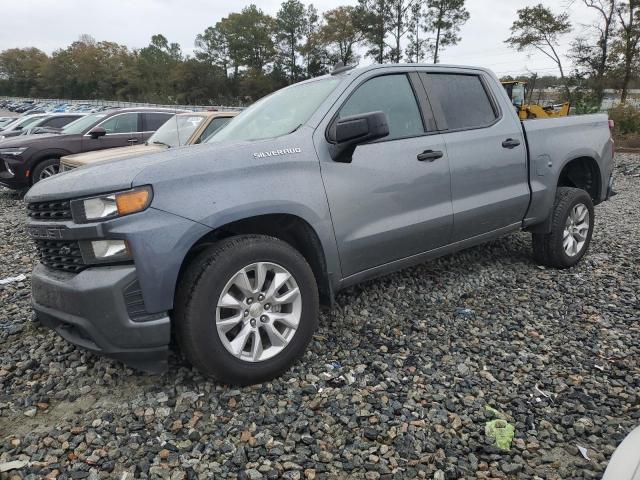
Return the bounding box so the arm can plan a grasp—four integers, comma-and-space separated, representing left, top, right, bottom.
563, 203, 589, 257
215, 262, 302, 362
40, 164, 59, 179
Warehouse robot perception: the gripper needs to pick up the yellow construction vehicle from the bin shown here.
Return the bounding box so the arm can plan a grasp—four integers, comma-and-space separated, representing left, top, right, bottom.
501, 80, 570, 120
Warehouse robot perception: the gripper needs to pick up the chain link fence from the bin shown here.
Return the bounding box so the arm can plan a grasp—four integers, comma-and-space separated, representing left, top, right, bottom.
0, 96, 245, 112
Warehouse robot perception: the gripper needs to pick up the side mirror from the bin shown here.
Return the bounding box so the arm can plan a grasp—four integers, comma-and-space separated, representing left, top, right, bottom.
329, 111, 389, 162
88, 127, 106, 139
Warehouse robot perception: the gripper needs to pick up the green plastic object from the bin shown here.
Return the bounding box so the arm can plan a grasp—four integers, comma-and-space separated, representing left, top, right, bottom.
484, 406, 515, 451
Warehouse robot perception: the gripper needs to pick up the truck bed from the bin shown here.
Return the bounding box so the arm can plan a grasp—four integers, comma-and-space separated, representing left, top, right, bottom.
522, 113, 613, 227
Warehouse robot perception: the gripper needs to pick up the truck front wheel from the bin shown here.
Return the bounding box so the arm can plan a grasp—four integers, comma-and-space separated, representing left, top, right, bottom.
174, 235, 319, 385
532, 187, 594, 268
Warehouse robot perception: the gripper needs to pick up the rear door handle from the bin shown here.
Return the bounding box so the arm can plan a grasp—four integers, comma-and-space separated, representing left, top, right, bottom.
417, 150, 443, 162
128, 138, 138, 144
502, 138, 521, 149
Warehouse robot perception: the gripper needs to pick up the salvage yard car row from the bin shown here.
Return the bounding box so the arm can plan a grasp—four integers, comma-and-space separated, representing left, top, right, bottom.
0, 106, 237, 187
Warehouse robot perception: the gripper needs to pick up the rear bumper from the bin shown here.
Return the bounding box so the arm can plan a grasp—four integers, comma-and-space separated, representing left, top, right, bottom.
606, 174, 617, 200
32, 263, 170, 373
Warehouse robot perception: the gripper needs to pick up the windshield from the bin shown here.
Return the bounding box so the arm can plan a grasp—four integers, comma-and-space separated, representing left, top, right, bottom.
148, 114, 205, 147
61, 113, 107, 134
12, 116, 44, 130
209, 77, 341, 143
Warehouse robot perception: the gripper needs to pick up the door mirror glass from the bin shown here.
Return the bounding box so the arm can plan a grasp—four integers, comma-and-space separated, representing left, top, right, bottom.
329, 111, 389, 162
88, 127, 107, 139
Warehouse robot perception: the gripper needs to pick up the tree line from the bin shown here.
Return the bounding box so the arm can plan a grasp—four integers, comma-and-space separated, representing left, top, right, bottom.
0, 0, 638, 107
506, 0, 640, 106
0, 0, 470, 105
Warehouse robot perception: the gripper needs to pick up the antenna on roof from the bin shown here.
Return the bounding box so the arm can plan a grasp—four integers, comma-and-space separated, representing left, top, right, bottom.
331, 61, 355, 75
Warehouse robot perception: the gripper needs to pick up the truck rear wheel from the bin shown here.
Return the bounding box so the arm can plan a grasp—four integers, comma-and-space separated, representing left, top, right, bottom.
532, 187, 594, 268
174, 235, 319, 385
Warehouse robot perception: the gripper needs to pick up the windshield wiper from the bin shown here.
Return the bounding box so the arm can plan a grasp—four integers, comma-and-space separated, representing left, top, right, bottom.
288, 123, 303, 135
151, 140, 171, 148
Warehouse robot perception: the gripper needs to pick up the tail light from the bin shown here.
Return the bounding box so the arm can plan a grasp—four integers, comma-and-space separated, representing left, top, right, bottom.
609, 119, 615, 157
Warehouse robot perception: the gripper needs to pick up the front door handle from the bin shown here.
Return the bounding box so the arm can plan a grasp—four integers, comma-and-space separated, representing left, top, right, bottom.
502, 138, 521, 149
128, 138, 138, 144
417, 150, 443, 162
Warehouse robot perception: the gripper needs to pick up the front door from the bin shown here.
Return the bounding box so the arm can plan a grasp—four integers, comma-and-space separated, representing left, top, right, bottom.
82, 112, 142, 151
319, 72, 453, 277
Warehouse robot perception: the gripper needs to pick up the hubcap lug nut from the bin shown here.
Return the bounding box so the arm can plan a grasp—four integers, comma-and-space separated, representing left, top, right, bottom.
264, 303, 270, 310
244, 310, 249, 317
250, 318, 256, 327
260, 315, 268, 322
247, 298, 253, 305
258, 294, 265, 301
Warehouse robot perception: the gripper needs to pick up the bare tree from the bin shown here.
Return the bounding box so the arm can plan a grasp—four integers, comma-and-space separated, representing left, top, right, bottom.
616, 0, 640, 103
506, 4, 572, 100
570, 0, 617, 103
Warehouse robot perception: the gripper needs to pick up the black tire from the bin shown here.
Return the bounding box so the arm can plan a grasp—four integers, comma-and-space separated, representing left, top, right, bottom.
174, 234, 319, 385
532, 187, 594, 268
31, 158, 60, 184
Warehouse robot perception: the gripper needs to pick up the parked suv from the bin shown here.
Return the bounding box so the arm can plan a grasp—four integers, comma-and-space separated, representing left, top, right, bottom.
0, 113, 86, 139
60, 111, 237, 172
0, 107, 183, 188
25, 64, 614, 384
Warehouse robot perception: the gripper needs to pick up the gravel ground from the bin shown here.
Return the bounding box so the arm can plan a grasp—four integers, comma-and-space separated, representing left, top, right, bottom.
1, 154, 639, 480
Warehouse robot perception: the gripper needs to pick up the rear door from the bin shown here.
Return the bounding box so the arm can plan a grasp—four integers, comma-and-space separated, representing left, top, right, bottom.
422, 71, 529, 242
319, 71, 453, 277
82, 112, 142, 151
141, 112, 174, 141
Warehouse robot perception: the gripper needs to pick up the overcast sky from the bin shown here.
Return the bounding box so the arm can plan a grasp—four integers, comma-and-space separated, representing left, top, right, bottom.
3, 0, 597, 77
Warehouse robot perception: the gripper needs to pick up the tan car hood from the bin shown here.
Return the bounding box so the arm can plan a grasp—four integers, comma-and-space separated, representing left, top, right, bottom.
62, 144, 166, 166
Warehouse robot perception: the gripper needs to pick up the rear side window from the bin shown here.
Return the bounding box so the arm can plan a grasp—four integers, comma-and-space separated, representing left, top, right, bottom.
339, 74, 425, 141
143, 112, 173, 131
100, 113, 140, 134
42, 116, 78, 128
428, 74, 497, 130
197, 117, 232, 143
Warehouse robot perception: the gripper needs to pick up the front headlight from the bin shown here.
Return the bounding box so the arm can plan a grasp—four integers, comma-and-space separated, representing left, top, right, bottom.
0, 147, 27, 157
71, 186, 153, 223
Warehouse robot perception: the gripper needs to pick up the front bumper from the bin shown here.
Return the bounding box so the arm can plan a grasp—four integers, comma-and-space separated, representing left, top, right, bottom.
32, 263, 171, 373
0, 157, 30, 189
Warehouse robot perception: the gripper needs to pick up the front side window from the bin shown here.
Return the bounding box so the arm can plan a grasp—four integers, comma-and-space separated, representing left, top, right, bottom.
338, 74, 425, 141
209, 77, 341, 143
196, 116, 232, 143
428, 74, 498, 130
99, 113, 140, 134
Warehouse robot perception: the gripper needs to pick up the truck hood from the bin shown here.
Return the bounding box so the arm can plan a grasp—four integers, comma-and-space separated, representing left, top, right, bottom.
25, 132, 310, 203
62, 144, 165, 166
25, 146, 187, 202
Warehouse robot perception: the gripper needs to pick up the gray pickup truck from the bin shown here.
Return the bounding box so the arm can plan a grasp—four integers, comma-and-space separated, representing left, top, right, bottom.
24, 64, 615, 385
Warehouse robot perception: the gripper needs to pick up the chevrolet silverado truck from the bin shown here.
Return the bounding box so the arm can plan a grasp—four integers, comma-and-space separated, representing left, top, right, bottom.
24, 64, 615, 385
59, 111, 238, 172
